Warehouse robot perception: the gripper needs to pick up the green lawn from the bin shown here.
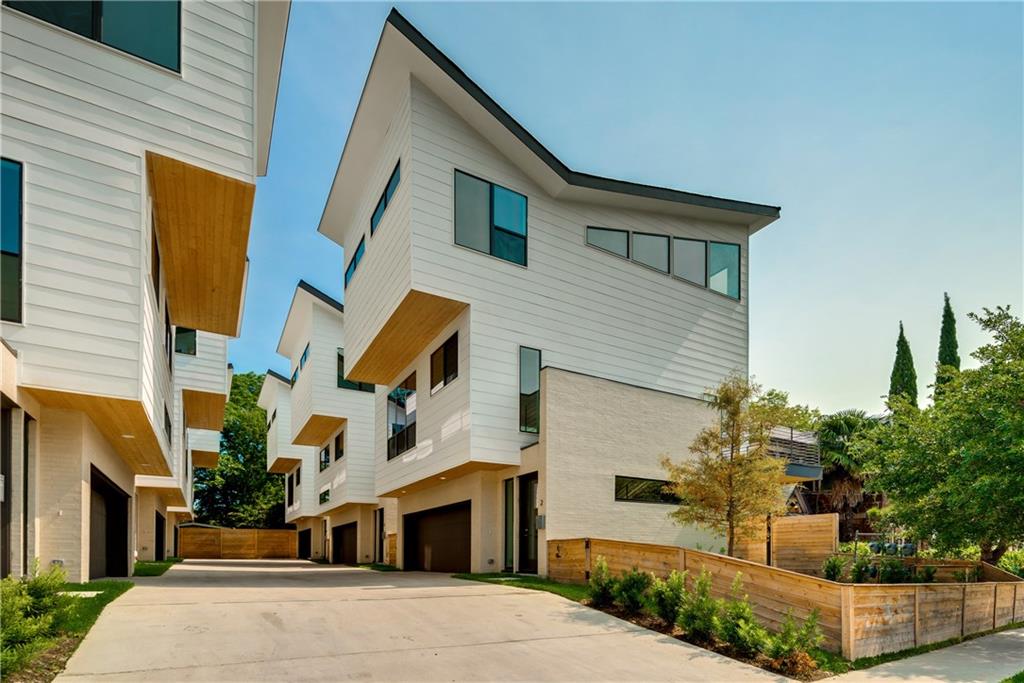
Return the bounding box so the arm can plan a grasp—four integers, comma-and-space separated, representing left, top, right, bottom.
452, 573, 590, 602
62, 580, 134, 634
132, 557, 183, 577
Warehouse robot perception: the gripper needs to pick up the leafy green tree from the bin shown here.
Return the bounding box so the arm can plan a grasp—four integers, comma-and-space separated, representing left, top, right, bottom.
935, 292, 961, 388
193, 372, 285, 528
855, 307, 1024, 563
888, 322, 918, 406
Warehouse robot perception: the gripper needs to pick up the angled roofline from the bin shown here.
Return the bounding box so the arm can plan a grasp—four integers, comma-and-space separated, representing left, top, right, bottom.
384, 8, 780, 219
266, 368, 291, 385
297, 279, 344, 313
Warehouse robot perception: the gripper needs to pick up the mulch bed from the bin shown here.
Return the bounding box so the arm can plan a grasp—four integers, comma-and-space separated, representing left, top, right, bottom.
5, 635, 84, 683
594, 604, 832, 681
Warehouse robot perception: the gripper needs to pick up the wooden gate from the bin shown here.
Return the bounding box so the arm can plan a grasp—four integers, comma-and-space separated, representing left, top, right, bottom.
178, 527, 297, 559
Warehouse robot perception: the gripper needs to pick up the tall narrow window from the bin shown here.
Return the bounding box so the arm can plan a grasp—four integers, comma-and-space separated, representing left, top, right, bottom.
174, 327, 197, 355
344, 236, 365, 289
370, 161, 401, 234
299, 343, 310, 370
319, 489, 330, 505
586, 226, 629, 259
163, 406, 172, 446
286, 474, 294, 507
164, 308, 172, 371
503, 478, 514, 572
1, 159, 23, 323
519, 347, 541, 434
387, 373, 416, 460
294, 465, 301, 487
337, 351, 374, 392
290, 368, 298, 387
709, 242, 741, 300
151, 228, 160, 296
632, 232, 670, 273
672, 238, 706, 286
319, 447, 330, 472
454, 170, 527, 267
3, 1, 182, 71
334, 431, 344, 461
429, 332, 458, 394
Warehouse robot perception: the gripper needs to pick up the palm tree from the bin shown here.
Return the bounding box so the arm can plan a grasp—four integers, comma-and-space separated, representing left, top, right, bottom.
814, 410, 881, 539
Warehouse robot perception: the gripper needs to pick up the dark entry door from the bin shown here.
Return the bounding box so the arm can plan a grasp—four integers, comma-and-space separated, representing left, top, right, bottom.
298, 529, 312, 559
518, 472, 538, 573
154, 511, 165, 561
89, 466, 129, 579
375, 508, 385, 563
332, 522, 357, 564
404, 501, 471, 573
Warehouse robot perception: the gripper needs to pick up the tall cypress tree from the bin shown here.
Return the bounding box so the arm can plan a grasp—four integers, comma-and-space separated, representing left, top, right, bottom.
889, 322, 918, 406
936, 292, 960, 387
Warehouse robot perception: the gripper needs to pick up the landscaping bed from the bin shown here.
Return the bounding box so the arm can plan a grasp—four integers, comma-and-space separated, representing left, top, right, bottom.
1, 565, 132, 682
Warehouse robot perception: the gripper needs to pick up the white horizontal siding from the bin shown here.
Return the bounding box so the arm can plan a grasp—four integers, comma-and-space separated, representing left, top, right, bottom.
407, 78, 749, 466
336, 84, 413, 373
174, 331, 228, 396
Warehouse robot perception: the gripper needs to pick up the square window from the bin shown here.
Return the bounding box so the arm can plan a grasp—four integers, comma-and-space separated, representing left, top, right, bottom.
673, 238, 706, 286
632, 233, 670, 273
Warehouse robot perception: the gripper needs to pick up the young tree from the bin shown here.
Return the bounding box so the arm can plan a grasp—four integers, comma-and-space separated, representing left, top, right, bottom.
661, 376, 788, 557
193, 372, 286, 528
935, 292, 961, 388
888, 322, 918, 406
856, 307, 1024, 563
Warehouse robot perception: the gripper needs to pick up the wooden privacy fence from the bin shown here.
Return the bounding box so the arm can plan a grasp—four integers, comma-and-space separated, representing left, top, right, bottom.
771, 514, 838, 576
547, 537, 1024, 660
179, 527, 296, 559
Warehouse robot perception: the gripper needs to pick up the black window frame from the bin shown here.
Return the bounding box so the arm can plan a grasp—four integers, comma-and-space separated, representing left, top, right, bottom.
334, 431, 344, 461
3, 1, 182, 72
614, 476, 681, 505
294, 465, 301, 487
163, 405, 172, 447
631, 231, 671, 274
429, 332, 458, 395
370, 161, 401, 235
163, 307, 172, 372
1, 158, 23, 323
387, 372, 416, 460
343, 236, 365, 290
319, 446, 330, 472
290, 368, 299, 387
337, 350, 374, 392
453, 169, 528, 267
585, 226, 630, 260
708, 240, 742, 301
267, 409, 276, 432
299, 343, 310, 370
519, 346, 541, 434
286, 474, 294, 507
671, 237, 708, 288
174, 327, 197, 355
319, 489, 330, 505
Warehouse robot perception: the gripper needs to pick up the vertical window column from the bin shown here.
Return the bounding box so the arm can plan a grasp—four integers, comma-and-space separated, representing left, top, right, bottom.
519, 347, 541, 434
1, 159, 23, 323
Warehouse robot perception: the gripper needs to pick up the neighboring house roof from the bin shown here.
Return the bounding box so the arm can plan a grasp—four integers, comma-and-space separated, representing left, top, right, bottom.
266, 369, 291, 385
276, 279, 344, 358
297, 279, 344, 313
319, 9, 780, 246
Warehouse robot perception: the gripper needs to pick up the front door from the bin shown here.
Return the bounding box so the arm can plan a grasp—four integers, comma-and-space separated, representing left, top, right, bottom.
154, 511, 165, 561
332, 523, 357, 564
518, 472, 538, 574
298, 529, 312, 559
374, 508, 384, 563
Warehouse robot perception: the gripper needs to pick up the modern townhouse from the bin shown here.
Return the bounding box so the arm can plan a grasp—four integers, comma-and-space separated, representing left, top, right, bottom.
264, 280, 393, 565
0, 0, 289, 580
318, 10, 821, 575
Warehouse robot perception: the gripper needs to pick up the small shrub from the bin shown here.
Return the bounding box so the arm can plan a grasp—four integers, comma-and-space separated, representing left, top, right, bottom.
25, 562, 73, 629
913, 565, 937, 581
766, 608, 824, 677
879, 558, 908, 583
588, 556, 615, 607
612, 567, 652, 615
838, 541, 872, 556
822, 555, 846, 582
648, 570, 687, 626
677, 569, 721, 643
997, 549, 1024, 578
1, 563, 72, 673
720, 574, 769, 656
850, 557, 871, 583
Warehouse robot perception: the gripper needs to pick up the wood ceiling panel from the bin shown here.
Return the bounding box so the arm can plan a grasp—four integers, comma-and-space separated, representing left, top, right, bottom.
347, 290, 467, 384
25, 388, 171, 476
192, 450, 220, 469
183, 389, 227, 431
293, 414, 346, 447
146, 151, 255, 336
268, 455, 301, 474
379, 460, 509, 498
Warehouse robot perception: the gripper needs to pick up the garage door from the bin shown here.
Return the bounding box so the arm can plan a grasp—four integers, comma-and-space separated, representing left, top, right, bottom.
404, 501, 470, 573
332, 522, 357, 565
89, 466, 129, 579
298, 529, 312, 559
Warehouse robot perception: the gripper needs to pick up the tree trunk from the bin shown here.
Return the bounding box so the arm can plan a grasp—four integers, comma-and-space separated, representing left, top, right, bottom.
980, 540, 1007, 564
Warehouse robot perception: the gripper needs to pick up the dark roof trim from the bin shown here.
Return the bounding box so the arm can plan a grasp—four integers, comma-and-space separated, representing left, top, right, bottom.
385, 8, 780, 219
298, 279, 344, 313
266, 369, 291, 385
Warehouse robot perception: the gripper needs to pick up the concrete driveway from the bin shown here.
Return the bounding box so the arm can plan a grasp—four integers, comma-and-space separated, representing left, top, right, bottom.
58, 560, 788, 682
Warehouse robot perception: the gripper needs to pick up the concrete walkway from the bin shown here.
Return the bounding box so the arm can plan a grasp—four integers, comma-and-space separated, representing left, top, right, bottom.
57, 560, 788, 682
835, 626, 1024, 683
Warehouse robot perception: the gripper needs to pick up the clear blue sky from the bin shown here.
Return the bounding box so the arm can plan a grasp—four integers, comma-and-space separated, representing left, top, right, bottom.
238, 1, 1023, 415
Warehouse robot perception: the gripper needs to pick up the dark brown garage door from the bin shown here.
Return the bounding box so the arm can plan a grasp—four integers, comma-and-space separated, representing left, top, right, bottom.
404, 501, 470, 573
332, 522, 357, 565
89, 466, 129, 579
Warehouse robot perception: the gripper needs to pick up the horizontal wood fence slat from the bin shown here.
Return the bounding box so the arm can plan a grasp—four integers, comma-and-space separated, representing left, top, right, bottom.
179, 527, 296, 559
547, 538, 1024, 660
